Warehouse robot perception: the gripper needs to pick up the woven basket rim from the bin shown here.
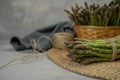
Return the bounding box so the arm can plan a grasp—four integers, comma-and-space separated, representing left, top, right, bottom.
73, 24, 120, 29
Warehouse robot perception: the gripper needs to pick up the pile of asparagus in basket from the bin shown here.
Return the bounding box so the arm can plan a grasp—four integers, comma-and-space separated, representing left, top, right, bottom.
65, 35, 120, 64
64, 0, 120, 26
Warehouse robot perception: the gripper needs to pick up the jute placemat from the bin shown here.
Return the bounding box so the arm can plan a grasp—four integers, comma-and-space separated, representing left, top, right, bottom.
47, 48, 120, 80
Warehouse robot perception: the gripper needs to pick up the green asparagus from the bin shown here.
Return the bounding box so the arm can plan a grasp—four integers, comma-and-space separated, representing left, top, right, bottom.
65, 35, 120, 64
64, 0, 120, 26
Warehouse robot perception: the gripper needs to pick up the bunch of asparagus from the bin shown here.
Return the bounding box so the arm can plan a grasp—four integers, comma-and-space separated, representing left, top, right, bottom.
64, 0, 120, 26
65, 35, 120, 64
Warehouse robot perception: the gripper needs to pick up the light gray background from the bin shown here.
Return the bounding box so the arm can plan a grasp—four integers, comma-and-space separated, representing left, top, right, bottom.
0, 0, 111, 40
0, 0, 112, 80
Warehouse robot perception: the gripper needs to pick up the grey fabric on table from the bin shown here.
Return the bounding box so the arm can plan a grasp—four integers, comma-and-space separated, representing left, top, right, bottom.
10, 21, 75, 52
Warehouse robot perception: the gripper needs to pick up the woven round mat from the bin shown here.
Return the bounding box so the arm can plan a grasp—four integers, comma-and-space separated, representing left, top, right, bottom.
47, 48, 120, 80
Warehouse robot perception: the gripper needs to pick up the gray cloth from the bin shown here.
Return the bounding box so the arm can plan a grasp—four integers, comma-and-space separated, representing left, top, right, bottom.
10, 21, 75, 52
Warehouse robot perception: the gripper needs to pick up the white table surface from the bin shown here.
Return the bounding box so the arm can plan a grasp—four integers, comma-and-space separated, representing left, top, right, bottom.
0, 40, 100, 80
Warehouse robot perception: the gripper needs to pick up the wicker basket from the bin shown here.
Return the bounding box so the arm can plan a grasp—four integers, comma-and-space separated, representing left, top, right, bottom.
73, 24, 120, 40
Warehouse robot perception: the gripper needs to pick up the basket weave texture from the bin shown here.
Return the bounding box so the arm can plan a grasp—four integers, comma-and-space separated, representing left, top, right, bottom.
73, 24, 120, 40
48, 48, 120, 80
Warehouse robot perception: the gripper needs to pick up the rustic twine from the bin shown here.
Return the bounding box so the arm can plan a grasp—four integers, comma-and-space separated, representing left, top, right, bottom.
32, 32, 73, 51
107, 39, 117, 61
0, 32, 73, 70
53, 32, 74, 49
37, 36, 54, 52
0, 39, 41, 70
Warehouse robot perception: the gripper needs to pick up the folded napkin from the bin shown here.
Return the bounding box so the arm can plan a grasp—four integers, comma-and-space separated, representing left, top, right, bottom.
10, 21, 75, 52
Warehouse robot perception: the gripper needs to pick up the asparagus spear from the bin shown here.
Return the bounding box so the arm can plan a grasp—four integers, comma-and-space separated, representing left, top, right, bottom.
80, 57, 110, 64
84, 2, 89, 10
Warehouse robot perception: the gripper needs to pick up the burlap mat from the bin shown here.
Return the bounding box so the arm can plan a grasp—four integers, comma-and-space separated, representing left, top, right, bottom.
47, 48, 120, 80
